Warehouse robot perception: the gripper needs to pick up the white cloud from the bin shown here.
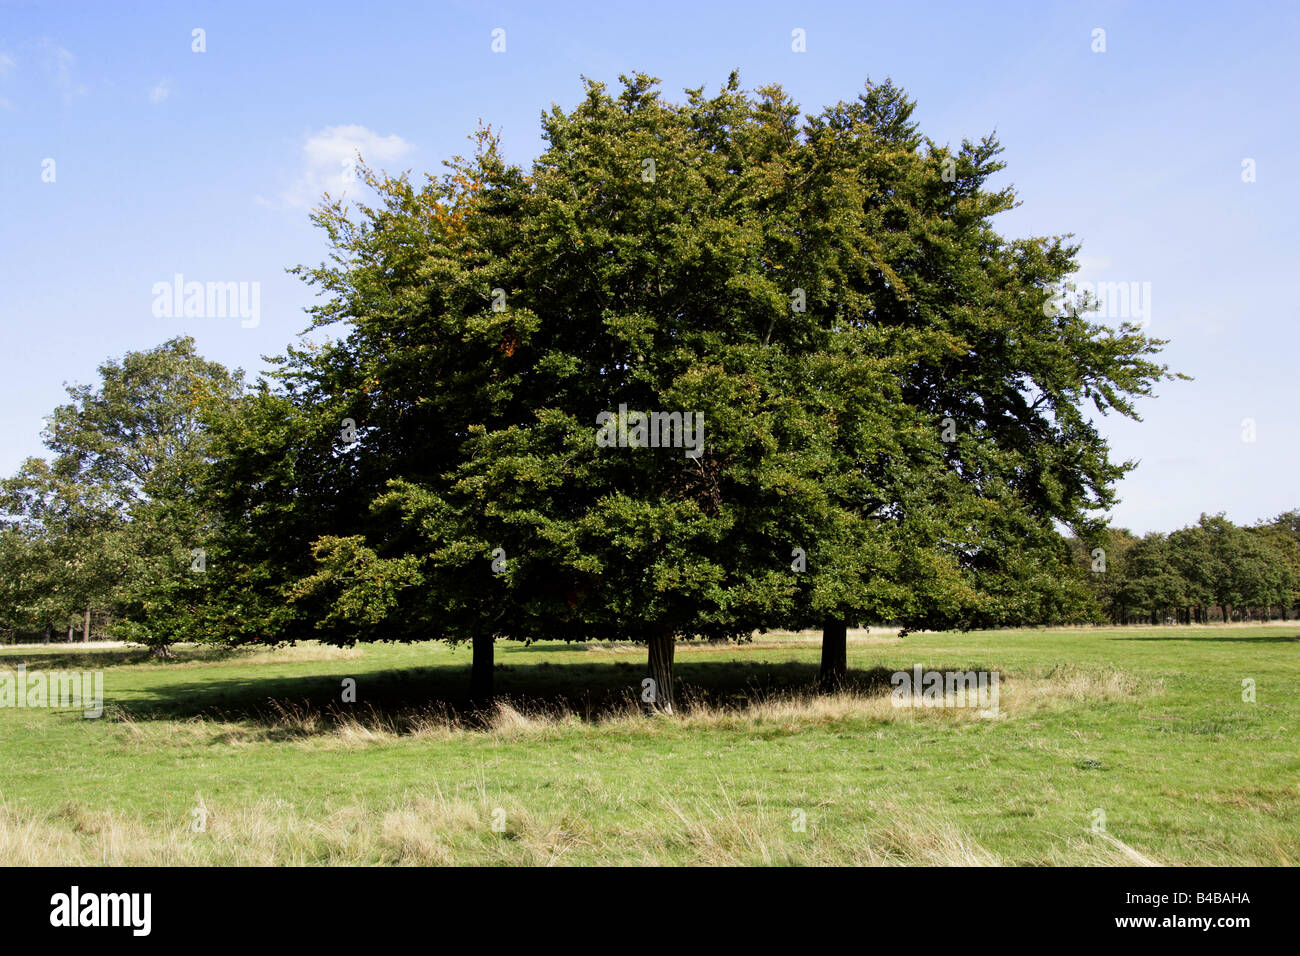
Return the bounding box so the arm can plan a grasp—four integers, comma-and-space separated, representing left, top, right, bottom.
148, 79, 170, 104
273, 125, 415, 209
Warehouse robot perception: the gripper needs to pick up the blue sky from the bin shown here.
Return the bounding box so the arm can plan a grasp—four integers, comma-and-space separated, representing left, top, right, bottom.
1, 0, 1296, 533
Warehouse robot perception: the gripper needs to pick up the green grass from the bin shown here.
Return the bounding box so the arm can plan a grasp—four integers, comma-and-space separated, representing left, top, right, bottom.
0, 624, 1296, 865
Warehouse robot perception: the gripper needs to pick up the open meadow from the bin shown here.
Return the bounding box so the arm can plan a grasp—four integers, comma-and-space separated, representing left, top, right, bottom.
1, 624, 1295, 866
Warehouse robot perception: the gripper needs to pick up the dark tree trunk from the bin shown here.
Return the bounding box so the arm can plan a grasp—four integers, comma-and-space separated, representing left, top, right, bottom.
646, 632, 675, 714
82, 605, 92, 643
146, 643, 174, 660
470, 633, 494, 706
66, 622, 74, 643
819, 619, 848, 690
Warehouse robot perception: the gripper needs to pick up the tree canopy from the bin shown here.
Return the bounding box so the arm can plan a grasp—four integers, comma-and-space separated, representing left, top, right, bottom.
190, 73, 1176, 710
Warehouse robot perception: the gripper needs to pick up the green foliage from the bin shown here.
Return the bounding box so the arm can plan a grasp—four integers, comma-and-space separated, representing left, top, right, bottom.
1, 457, 124, 636
0, 338, 243, 645
3, 75, 1190, 657
1071, 513, 1299, 623
214, 72, 1172, 653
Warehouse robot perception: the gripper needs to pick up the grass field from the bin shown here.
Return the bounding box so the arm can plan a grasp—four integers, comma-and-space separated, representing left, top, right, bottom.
0, 624, 1296, 865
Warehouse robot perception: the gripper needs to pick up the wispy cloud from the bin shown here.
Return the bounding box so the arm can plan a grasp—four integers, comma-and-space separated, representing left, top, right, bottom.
148, 79, 170, 104
266, 124, 415, 209
36, 41, 87, 103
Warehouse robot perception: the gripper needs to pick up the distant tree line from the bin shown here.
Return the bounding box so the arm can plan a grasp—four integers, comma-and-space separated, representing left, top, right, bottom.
1067, 513, 1300, 625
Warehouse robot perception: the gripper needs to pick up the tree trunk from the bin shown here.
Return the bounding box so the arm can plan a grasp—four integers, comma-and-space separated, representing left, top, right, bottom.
646, 632, 675, 714
82, 605, 92, 643
470, 633, 494, 706
819, 619, 848, 690
66, 622, 74, 643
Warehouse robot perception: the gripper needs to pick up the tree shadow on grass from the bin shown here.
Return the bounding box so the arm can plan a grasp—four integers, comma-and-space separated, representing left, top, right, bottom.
109, 659, 902, 734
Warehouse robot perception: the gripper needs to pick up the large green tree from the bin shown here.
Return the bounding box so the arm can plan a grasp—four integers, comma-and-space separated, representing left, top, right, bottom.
222, 73, 1174, 713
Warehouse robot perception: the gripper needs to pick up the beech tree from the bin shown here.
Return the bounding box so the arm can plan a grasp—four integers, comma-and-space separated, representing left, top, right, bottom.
730, 77, 1145, 681
223, 73, 1173, 713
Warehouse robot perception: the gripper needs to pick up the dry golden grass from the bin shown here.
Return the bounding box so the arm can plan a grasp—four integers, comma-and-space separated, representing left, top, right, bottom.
0, 789, 1163, 867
